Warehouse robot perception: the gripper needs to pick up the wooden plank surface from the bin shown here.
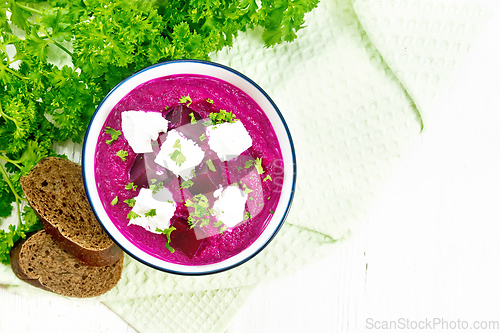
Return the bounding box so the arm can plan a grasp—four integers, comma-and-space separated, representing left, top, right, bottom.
1, 2, 499, 332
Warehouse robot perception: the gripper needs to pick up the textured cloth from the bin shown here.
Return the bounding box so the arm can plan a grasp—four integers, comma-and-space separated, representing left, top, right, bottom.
0, 0, 491, 332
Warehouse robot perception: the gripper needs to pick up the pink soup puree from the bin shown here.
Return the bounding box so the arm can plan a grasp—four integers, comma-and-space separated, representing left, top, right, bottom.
95, 74, 283, 265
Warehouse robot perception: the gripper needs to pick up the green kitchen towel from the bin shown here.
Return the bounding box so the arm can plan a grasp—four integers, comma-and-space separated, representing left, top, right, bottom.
0, 0, 491, 332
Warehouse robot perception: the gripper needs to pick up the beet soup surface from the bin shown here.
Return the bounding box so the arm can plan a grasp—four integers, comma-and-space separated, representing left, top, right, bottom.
94, 74, 284, 266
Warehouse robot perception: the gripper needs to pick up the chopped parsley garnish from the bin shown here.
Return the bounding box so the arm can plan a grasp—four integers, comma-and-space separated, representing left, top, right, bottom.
203, 120, 213, 127
125, 182, 137, 191
249, 197, 254, 201
173, 138, 181, 150
144, 209, 157, 217
116, 149, 128, 161
179, 95, 192, 107
254, 157, 264, 174
149, 180, 164, 194
185, 194, 211, 228
156, 227, 176, 254
244, 211, 252, 220
199, 133, 207, 141
189, 112, 197, 124
169, 150, 186, 166
242, 184, 253, 194
181, 179, 194, 189
243, 158, 264, 174
169, 139, 186, 167
212, 220, 227, 234
123, 198, 136, 207
127, 211, 140, 220
206, 159, 216, 172
208, 109, 237, 124
263, 175, 272, 182
111, 196, 119, 206
206, 98, 214, 104
270, 209, 275, 214
105, 127, 122, 145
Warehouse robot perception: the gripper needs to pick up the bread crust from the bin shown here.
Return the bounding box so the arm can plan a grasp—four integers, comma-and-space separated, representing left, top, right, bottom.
20, 157, 122, 267
9, 232, 51, 292
9, 230, 123, 298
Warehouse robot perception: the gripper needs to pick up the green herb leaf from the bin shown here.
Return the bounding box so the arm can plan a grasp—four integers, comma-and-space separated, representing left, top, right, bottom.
181, 179, 194, 189
127, 210, 140, 220
189, 112, 197, 124
116, 150, 128, 161
156, 226, 176, 253
0, 206, 44, 264
206, 98, 214, 104
173, 139, 181, 150
199, 133, 207, 141
125, 182, 137, 191
254, 157, 264, 174
145, 209, 157, 217
123, 198, 136, 207
208, 109, 237, 124
165, 243, 175, 253
206, 159, 216, 172
242, 184, 253, 194
169, 149, 186, 167
179, 95, 192, 107
185, 194, 211, 228
149, 181, 164, 194
263, 175, 272, 182
111, 196, 119, 206
105, 127, 122, 145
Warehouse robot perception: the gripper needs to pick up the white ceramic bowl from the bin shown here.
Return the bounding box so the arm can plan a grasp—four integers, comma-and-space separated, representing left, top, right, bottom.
82, 60, 296, 275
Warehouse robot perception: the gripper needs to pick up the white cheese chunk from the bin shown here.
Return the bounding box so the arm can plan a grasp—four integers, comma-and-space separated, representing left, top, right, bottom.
212, 185, 248, 228
154, 130, 204, 180
207, 120, 252, 162
122, 111, 169, 153
128, 188, 176, 234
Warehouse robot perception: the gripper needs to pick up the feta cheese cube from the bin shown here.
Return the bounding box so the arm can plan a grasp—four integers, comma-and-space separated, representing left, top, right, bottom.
207, 120, 252, 162
122, 111, 169, 153
212, 185, 248, 228
154, 130, 204, 180
128, 188, 176, 234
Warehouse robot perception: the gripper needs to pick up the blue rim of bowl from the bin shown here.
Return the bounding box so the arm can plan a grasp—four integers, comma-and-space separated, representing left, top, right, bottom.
82, 59, 297, 276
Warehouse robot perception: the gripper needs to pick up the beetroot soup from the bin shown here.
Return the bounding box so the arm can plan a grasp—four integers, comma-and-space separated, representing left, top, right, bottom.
94, 74, 283, 265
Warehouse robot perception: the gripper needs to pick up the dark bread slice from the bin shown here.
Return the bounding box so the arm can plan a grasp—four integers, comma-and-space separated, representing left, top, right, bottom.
20, 156, 122, 267
10, 230, 123, 298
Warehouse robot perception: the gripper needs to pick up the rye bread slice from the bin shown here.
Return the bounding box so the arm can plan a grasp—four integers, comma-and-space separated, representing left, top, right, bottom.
10, 230, 123, 298
20, 156, 122, 267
